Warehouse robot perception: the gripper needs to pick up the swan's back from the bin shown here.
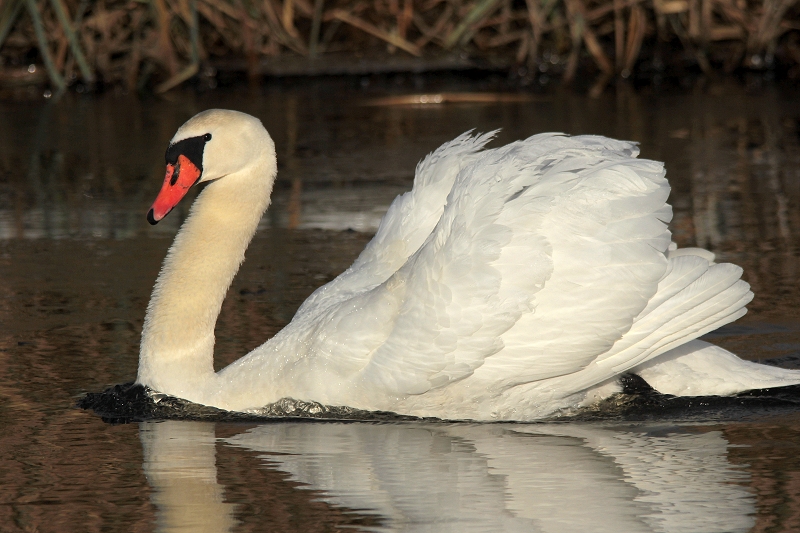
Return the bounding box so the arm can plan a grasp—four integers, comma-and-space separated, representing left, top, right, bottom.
225, 133, 711, 416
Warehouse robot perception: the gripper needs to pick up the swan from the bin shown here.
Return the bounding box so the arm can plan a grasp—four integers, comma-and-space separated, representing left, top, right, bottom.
136, 109, 800, 420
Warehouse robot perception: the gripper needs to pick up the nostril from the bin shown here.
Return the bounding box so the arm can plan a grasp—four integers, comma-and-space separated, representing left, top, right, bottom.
169, 162, 181, 186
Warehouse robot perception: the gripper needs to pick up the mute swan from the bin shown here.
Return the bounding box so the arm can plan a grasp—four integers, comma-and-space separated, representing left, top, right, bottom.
136, 109, 800, 420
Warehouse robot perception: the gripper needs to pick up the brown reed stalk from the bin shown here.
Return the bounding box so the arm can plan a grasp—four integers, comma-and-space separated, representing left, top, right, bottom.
0, 0, 23, 51
24, 0, 66, 91
443, 0, 502, 48
152, 0, 180, 76
564, 0, 613, 75
308, 0, 324, 54
614, 0, 623, 68
622, 3, 645, 73
749, 0, 799, 54
49, 0, 93, 81
332, 8, 422, 54
0, 0, 798, 92
413, 4, 452, 47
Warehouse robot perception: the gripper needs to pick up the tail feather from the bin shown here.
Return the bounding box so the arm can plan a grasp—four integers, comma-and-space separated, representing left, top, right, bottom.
635, 340, 800, 396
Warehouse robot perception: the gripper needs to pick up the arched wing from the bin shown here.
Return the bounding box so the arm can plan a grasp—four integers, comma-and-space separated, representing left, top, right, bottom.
290, 134, 673, 397
294, 131, 497, 315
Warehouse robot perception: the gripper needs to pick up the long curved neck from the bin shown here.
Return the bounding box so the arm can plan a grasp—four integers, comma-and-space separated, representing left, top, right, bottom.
137, 159, 275, 402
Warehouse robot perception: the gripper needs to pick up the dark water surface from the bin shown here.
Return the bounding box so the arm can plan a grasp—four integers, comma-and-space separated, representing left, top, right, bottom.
3, 80, 800, 531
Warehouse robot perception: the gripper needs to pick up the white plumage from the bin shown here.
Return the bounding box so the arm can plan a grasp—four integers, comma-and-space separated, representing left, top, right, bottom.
136, 109, 800, 420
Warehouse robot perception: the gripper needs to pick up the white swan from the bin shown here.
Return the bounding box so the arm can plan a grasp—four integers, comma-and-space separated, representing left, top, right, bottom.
136, 109, 800, 420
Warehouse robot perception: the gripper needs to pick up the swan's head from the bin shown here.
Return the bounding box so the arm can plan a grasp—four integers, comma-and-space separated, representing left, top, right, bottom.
147, 109, 275, 224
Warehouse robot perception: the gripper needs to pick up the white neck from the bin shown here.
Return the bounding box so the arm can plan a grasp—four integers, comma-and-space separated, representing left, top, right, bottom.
136, 158, 275, 403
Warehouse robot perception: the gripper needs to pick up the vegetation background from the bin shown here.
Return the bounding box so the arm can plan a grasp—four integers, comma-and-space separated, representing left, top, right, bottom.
0, 0, 798, 93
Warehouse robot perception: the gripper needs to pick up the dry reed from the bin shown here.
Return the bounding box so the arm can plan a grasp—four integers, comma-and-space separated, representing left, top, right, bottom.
0, 0, 798, 92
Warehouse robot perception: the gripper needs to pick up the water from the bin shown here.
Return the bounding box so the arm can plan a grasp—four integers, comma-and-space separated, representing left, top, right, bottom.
2, 78, 800, 531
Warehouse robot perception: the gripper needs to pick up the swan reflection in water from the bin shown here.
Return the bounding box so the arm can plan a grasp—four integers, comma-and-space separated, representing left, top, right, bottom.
140, 421, 755, 533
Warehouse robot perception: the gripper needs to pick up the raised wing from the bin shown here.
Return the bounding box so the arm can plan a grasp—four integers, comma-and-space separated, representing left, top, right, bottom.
293, 131, 496, 315
474, 140, 672, 390
281, 134, 672, 398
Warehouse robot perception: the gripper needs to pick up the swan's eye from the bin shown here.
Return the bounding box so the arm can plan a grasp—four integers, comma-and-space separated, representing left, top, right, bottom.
204, 133, 212, 141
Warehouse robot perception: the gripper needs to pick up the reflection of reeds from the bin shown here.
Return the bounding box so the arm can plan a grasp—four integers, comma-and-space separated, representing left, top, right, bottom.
0, 0, 798, 90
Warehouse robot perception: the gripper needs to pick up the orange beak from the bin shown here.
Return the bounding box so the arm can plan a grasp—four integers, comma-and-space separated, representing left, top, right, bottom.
147, 154, 202, 225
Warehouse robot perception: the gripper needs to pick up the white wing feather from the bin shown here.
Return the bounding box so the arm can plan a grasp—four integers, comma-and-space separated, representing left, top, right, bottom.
148, 112, 800, 419
229, 131, 775, 412
265, 133, 677, 398
294, 131, 497, 312
474, 139, 672, 389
